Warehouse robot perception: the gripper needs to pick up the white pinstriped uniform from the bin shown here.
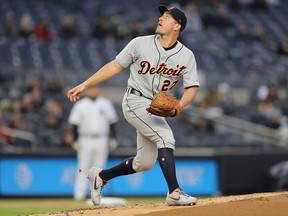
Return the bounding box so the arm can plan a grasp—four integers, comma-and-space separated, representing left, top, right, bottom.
68, 96, 118, 200
116, 34, 199, 172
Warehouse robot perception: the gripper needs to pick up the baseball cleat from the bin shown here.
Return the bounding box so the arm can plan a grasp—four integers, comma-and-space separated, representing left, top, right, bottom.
87, 167, 105, 205
166, 188, 197, 206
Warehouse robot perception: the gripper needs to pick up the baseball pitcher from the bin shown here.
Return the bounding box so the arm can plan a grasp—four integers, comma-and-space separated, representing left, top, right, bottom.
67, 5, 199, 206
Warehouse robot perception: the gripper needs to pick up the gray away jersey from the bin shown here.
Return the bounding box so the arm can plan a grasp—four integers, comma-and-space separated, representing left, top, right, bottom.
116, 34, 199, 99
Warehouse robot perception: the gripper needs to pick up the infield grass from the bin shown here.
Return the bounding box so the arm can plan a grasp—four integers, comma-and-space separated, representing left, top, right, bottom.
0, 197, 164, 216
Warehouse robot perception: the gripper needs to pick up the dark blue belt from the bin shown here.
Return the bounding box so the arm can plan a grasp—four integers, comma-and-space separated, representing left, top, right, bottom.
126, 87, 152, 100
126, 87, 143, 96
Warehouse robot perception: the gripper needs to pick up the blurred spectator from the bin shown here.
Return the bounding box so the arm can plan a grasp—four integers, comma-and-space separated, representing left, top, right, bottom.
33, 18, 53, 41
234, 22, 269, 44
257, 84, 281, 105
127, 19, 143, 39
59, 15, 78, 40
21, 93, 35, 114
251, 22, 269, 43
43, 99, 64, 129
113, 17, 130, 39
92, 18, 116, 39
30, 87, 44, 112
235, 23, 253, 42
202, 5, 234, 29
183, 3, 203, 32
252, 83, 283, 129
2, 17, 18, 38
253, 100, 282, 129
197, 83, 235, 117
277, 36, 288, 56
19, 93, 42, 132
25, 75, 42, 93
217, 82, 235, 115
8, 110, 28, 130
22, 75, 44, 111
265, 85, 281, 105
198, 88, 223, 117
18, 13, 34, 39
198, 88, 218, 109
179, 112, 215, 135
46, 80, 63, 98
193, 116, 215, 133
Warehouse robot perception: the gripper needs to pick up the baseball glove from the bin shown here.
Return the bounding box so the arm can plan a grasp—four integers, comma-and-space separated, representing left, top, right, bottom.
146, 91, 180, 117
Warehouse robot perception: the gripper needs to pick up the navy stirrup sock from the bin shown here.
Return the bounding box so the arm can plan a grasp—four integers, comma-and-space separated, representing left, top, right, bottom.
158, 148, 179, 193
99, 157, 136, 181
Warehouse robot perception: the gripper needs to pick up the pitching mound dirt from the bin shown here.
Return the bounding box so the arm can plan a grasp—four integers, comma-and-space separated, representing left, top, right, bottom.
33, 192, 288, 216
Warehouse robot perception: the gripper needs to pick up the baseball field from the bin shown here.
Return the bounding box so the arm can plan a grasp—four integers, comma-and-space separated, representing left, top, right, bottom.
1, 192, 287, 216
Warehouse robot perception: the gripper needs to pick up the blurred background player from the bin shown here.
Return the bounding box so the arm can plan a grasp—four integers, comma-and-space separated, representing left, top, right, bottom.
68, 85, 119, 201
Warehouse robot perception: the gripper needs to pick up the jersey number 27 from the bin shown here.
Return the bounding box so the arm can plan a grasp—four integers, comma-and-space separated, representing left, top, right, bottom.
162, 80, 179, 91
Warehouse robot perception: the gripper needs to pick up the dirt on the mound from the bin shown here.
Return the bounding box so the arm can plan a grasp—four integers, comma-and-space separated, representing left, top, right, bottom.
33, 192, 288, 216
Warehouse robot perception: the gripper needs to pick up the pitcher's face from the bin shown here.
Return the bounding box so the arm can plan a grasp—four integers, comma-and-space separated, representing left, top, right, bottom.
156, 12, 180, 35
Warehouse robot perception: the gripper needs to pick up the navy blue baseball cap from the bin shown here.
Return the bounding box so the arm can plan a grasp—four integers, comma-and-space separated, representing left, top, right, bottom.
159, 5, 187, 32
